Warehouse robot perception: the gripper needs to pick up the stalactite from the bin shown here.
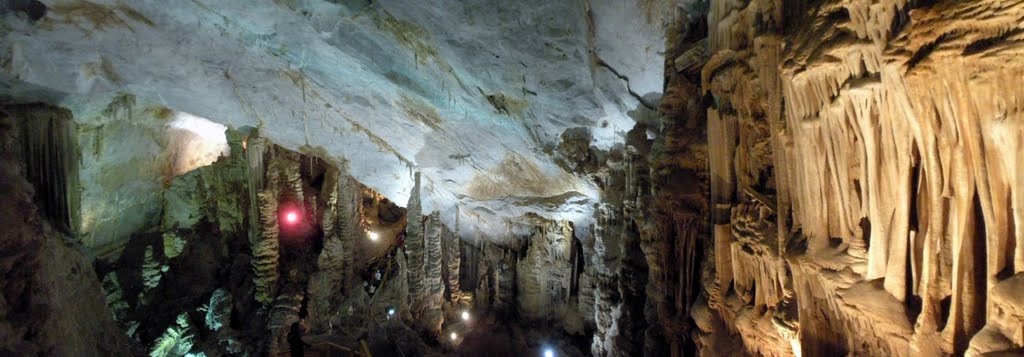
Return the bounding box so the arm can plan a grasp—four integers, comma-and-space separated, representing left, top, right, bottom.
245, 134, 265, 233
20, 105, 79, 234
280, 153, 304, 204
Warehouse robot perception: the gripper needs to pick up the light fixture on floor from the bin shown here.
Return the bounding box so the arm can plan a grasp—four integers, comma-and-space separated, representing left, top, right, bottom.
543, 348, 555, 357
368, 231, 379, 241
461, 310, 470, 321
450, 332, 457, 341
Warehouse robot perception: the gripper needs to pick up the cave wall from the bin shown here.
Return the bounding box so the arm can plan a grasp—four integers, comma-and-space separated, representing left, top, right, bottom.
695, 0, 1024, 355
76, 95, 199, 258
0, 104, 138, 356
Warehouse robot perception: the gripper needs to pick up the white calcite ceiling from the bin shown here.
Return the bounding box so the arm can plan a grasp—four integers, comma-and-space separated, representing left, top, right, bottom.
0, 0, 703, 240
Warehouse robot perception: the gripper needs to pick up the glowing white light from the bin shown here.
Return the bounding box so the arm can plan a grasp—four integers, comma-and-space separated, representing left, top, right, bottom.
461, 311, 470, 321
169, 112, 229, 143
388, 308, 396, 316
368, 231, 379, 241
285, 212, 299, 224
166, 111, 230, 175
450, 332, 457, 341
543, 348, 555, 357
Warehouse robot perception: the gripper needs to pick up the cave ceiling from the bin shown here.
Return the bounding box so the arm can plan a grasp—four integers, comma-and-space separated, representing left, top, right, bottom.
0, 0, 706, 241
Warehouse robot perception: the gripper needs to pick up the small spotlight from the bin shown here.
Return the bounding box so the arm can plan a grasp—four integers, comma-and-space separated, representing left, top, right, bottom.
285, 211, 299, 224
450, 332, 458, 341
387, 308, 396, 317
543, 348, 555, 357
461, 310, 470, 321
368, 231, 379, 241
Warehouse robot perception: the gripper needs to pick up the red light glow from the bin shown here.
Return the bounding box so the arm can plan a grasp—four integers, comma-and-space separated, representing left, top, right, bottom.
285, 211, 299, 224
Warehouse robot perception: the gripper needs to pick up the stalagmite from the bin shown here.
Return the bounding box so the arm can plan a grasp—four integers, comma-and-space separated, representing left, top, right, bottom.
444, 220, 461, 299
423, 211, 445, 332
253, 190, 281, 306
266, 293, 303, 355
405, 172, 426, 321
